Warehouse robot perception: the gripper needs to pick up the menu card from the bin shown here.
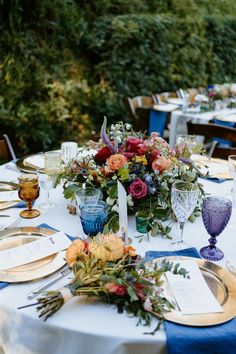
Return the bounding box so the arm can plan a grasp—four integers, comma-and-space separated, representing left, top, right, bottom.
0, 190, 19, 202
166, 260, 223, 315
117, 180, 128, 244
0, 231, 71, 271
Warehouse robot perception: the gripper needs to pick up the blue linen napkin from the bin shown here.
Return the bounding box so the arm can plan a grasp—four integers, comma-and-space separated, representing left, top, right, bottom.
149, 109, 168, 137
200, 176, 228, 184
0, 223, 76, 289
145, 247, 236, 354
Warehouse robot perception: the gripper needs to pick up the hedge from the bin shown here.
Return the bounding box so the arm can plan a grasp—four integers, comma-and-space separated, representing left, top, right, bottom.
0, 1, 236, 155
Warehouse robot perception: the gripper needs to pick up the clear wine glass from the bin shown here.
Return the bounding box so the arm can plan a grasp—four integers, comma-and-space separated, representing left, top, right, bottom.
171, 181, 199, 244
228, 155, 236, 206
37, 171, 56, 210
200, 196, 232, 261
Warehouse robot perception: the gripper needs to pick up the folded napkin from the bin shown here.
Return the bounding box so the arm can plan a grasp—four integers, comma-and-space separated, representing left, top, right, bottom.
0, 223, 76, 289
23, 155, 45, 169
145, 248, 236, 354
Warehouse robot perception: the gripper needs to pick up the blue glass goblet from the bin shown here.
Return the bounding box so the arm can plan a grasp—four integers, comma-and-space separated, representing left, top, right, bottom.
200, 196, 232, 261
79, 201, 108, 236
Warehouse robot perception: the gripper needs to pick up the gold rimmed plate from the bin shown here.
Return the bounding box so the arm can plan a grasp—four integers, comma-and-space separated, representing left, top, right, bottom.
153, 256, 236, 326
0, 226, 66, 282
16, 154, 45, 174
0, 181, 20, 210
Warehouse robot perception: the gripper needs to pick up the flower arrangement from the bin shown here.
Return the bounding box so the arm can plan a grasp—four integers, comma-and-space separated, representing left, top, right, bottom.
59, 118, 203, 236
34, 234, 189, 331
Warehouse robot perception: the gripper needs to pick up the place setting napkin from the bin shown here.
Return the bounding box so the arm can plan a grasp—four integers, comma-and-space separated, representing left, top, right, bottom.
191, 155, 232, 183
0, 223, 76, 290
145, 247, 236, 354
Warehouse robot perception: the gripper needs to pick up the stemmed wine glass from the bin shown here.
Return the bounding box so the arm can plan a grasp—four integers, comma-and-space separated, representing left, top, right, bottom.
37, 151, 62, 210
228, 155, 236, 207
18, 174, 40, 218
200, 196, 232, 261
171, 181, 199, 244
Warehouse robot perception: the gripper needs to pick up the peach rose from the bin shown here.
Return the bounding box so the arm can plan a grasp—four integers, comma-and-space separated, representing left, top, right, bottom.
152, 156, 172, 173
65, 239, 85, 266
89, 234, 125, 262
106, 154, 127, 172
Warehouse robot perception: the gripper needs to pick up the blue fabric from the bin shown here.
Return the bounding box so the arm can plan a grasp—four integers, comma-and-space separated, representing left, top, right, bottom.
145, 247, 236, 354
200, 176, 227, 184
0, 223, 76, 289
211, 119, 235, 148
149, 109, 168, 137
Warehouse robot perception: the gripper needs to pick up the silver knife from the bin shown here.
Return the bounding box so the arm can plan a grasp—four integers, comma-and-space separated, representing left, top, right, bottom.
27, 266, 71, 300
0, 215, 10, 217
225, 260, 236, 276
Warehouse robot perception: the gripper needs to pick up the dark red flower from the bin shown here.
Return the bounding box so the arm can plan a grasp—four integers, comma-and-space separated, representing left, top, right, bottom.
94, 146, 112, 164
128, 178, 148, 199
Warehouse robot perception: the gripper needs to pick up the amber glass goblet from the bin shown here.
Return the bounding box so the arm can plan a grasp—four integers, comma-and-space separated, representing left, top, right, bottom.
18, 174, 40, 218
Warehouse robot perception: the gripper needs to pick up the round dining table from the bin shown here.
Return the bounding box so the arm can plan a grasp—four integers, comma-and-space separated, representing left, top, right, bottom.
0, 161, 235, 354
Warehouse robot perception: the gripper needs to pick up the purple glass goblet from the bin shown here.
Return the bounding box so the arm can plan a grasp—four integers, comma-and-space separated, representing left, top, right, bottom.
200, 196, 232, 261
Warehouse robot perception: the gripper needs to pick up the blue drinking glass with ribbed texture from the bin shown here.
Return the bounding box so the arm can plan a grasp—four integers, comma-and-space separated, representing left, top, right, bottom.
79, 201, 108, 236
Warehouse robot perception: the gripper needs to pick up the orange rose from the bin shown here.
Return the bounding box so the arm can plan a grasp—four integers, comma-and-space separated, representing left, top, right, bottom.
152, 156, 171, 173
106, 154, 127, 172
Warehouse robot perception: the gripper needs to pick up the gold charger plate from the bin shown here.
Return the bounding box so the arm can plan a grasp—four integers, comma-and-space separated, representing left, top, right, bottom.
16, 154, 45, 174
154, 256, 236, 326
0, 181, 20, 210
0, 226, 66, 282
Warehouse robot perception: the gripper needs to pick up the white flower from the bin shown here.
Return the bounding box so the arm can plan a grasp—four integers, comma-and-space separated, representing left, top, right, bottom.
143, 297, 153, 312
111, 204, 119, 212
106, 197, 116, 206
127, 195, 134, 207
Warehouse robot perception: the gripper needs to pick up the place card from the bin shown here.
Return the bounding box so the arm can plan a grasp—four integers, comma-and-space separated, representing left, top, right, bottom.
0, 231, 71, 271
0, 190, 20, 202
166, 260, 223, 315
117, 180, 128, 244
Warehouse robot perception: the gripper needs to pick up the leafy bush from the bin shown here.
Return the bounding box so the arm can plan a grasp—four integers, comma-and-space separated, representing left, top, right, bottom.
0, 0, 236, 156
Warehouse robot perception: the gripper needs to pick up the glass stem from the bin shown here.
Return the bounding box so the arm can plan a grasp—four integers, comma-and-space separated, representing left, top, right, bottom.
46, 191, 50, 206
179, 222, 185, 242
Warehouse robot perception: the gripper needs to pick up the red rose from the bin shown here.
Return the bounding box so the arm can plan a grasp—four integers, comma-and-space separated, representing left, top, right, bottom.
105, 283, 127, 296
124, 137, 144, 159
128, 178, 148, 199
94, 146, 112, 164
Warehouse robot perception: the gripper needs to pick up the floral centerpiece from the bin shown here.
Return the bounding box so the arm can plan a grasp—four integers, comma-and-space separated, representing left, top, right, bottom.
33, 234, 189, 332
58, 118, 203, 236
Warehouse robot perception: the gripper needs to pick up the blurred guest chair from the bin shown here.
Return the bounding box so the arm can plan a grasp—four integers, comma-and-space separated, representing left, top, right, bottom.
187, 121, 236, 159
0, 134, 16, 162
124, 96, 156, 131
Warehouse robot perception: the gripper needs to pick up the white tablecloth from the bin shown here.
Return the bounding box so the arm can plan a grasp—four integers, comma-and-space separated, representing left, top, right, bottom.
169, 108, 236, 147
0, 163, 235, 354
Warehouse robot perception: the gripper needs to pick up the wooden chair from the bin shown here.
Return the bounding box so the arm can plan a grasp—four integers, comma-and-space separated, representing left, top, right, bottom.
187, 121, 236, 159
0, 134, 16, 162
124, 96, 156, 131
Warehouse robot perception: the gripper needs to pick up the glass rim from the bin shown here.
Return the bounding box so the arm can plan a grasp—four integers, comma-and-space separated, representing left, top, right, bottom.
44, 150, 61, 157
172, 181, 199, 192
203, 196, 232, 210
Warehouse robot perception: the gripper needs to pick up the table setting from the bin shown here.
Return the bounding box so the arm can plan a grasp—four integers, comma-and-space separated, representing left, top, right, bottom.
1, 122, 236, 354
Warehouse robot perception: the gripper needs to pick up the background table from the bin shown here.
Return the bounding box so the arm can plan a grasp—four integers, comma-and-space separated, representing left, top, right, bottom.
169, 108, 236, 147
0, 163, 235, 354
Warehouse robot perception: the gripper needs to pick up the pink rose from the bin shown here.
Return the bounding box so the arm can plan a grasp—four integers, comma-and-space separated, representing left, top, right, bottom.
105, 283, 127, 296
152, 156, 172, 173
128, 178, 148, 199
124, 137, 146, 159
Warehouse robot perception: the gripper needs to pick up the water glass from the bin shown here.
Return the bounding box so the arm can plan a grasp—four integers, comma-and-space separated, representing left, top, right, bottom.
171, 181, 199, 244
228, 155, 236, 207
44, 151, 62, 175
61, 142, 78, 164
37, 171, 56, 210
75, 187, 101, 208
79, 201, 108, 236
